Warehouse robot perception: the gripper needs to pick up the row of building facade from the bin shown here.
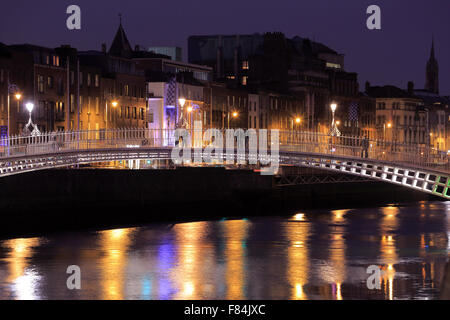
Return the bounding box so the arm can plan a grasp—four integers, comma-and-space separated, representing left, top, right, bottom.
0, 22, 449, 150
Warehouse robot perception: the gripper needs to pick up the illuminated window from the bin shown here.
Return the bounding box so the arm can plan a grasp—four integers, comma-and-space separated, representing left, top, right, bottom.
52, 55, 59, 66
95, 74, 99, 87
38, 75, 45, 93
70, 94, 75, 113
242, 60, 249, 70
95, 97, 99, 114
242, 76, 248, 86
326, 62, 341, 69
47, 76, 53, 88
95, 123, 99, 139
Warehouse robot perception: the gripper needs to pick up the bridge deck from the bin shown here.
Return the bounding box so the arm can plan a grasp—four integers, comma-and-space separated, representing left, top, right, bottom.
0, 128, 449, 199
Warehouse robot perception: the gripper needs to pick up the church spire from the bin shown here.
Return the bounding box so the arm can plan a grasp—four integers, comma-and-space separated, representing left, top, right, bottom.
430, 36, 435, 60
108, 14, 133, 59
425, 37, 439, 94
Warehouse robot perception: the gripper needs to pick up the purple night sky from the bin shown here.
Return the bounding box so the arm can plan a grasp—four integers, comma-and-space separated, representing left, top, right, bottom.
0, 0, 449, 94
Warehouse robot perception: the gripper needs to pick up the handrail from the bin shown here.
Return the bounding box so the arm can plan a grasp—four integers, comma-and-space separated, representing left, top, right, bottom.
0, 128, 448, 174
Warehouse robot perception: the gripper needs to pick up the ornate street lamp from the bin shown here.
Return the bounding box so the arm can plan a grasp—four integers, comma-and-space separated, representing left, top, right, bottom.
227, 111, 239, 129
105, 98, 118, 130
329, 103, 341, 136
23, 102, 40, 136
176, 97, 187, 129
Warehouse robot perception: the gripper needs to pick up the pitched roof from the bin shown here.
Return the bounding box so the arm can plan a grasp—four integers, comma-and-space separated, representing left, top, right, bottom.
366, 85, 418, 99
109, 20, 133, 58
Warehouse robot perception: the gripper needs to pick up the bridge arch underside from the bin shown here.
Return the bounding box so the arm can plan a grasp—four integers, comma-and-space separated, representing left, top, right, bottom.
1, 148, 450, 200
279, 152, 450, 200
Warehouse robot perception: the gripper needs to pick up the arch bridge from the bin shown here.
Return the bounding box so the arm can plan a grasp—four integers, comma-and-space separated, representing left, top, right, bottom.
0, 128, 449, 199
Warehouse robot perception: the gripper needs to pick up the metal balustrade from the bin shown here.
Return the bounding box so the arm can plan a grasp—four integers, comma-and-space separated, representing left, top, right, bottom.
0, 127, 449, 198
0, 128, 448, 173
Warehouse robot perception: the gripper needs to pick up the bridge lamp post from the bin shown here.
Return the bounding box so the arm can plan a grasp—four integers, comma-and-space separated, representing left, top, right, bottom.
178, 97, 186, 129
187, 106, 193, 129
24, 102, 40, 136
25, 102, 34, 122
329, 103, 340, 137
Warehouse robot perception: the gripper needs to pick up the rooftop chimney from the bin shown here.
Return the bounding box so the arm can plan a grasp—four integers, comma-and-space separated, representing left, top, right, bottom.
407, 81, 414, 94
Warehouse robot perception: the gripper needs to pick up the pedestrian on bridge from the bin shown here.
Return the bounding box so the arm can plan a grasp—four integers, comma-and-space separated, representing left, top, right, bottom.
361, 136, 369, 158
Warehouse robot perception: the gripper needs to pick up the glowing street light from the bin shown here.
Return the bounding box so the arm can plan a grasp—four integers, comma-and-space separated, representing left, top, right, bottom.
15, 93, 22, 100
25, 102, 34, 113
23, 102, 40, 136
105, 98, 119, 130
330, 103, 337, 113
187, 106, 193, 112
227, 111, 239, 129
295, 117, 301, 124
6, 83, 21, 155
178, 98, 186, 108
383, 122, 392, 142
329, 102, 340, 136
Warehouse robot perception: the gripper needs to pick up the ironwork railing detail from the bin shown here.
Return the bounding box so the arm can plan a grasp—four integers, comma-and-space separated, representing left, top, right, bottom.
0, 128, 449, 198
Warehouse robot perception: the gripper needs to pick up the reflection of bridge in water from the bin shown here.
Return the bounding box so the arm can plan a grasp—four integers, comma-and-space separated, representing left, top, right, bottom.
1, 128, 450, 199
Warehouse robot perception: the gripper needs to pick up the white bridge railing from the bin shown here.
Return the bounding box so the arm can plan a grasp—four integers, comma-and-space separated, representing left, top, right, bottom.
0, 128, 448, 174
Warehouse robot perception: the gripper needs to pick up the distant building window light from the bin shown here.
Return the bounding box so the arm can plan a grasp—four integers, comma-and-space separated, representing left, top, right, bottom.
242, 76, 248, 86
242, 60, 249, 70
326, 62, 341, 69
53, 55, 60, 66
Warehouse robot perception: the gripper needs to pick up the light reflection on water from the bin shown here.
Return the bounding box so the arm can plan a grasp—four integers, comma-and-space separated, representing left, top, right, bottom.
0, 201, 449, 300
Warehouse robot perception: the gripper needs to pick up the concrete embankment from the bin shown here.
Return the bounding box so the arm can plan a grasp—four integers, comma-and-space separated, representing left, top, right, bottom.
0, 167, 434, 238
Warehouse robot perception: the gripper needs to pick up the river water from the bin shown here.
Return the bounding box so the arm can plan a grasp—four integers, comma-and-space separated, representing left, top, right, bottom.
0, 201, 449, 300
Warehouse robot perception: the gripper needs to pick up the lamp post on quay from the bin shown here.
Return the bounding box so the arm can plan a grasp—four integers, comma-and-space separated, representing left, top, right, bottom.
6, 82, 21, 155
228, 111, 238, 129
105, 99, 118, 131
